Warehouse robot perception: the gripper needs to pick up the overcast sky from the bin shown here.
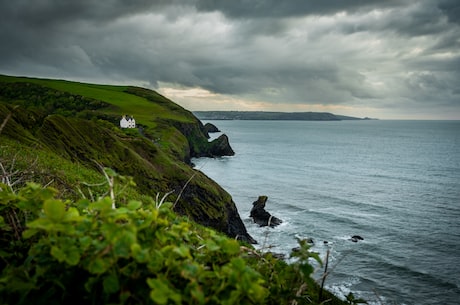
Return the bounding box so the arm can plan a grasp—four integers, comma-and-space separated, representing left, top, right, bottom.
1, 0, 459, 119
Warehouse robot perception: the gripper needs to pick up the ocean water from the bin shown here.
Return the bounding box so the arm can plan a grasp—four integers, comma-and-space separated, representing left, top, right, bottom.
193, 120, 460, 305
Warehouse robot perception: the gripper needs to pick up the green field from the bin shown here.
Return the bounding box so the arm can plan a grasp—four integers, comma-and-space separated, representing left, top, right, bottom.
0, 74, 193, 128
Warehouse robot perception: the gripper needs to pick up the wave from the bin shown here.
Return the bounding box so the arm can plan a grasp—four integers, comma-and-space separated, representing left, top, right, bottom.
322, 250, 460, 304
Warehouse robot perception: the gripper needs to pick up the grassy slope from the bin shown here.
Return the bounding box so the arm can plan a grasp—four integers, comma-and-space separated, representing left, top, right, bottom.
0, 75, 193, 126
0, 74, 250, 241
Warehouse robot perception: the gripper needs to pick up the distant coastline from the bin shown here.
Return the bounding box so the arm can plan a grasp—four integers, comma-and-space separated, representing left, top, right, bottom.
194, 111, 376, 121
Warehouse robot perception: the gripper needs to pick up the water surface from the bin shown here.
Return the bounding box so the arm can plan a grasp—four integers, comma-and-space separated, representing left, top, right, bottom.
193, 120, 460, 305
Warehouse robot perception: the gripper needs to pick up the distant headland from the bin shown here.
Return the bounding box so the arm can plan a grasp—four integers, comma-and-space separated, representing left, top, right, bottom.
194, 111, 376, 121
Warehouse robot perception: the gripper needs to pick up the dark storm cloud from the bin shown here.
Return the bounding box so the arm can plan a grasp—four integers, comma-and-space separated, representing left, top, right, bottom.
0, 0, 459, 118
195, 0, 407, 18
1, 0, 174, 26
438, 0, 460, 24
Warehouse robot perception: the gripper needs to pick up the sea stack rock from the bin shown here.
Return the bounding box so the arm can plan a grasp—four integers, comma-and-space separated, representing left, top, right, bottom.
249, 196, 282, 227
208, 134, 235, 156
204, 122, 220, 133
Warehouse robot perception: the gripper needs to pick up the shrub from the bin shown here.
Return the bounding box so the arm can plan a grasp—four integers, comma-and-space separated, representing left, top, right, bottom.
0, 183, 267, 304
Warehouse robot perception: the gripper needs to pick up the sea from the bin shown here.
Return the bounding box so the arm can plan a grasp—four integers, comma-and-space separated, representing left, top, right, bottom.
192, 120, 460, 305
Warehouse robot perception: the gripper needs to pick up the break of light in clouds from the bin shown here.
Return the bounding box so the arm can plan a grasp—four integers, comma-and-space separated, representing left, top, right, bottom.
1, 0, 459, 119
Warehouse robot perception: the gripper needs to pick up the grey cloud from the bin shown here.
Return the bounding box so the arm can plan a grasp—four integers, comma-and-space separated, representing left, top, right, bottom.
0, 0, 459, 118
195, 0, 407, 19
438, 0, 460, 24
1, 0, 174, 27
325, 1, 454, 38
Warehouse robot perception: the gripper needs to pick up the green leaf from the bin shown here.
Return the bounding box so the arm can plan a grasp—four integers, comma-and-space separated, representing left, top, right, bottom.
84, 276, 99, 292
88, 257, 111, 274
104, 167, 118, 177
89, 197, 113, 212
190, 284, 205, 304
173, 245, 191, 258
115, 207, 129, 214
148, 278, 182, 305
103, 274, 120, 294
65, 246, 81, 266
76, 198, 91, 209
230, 257, 246, 271
44, 199, 65, 222
221, 239, 240, 255
127, 200, 142, 210
63, 207, 82, 222
147, 250, 165, 273
22, 228, 39, 239
148, 278, 169, 305
182, 263, 197, 278
131, 243, 150, 263
205, 240, 220, 251
51, 246, 67, 262
25, 218, 53, 231
79, 236, 92, 250
114, 231, 136, 257
299, 263, 314, 278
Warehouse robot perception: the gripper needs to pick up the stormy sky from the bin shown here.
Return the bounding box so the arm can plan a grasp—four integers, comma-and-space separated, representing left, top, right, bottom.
1, 1, 459, 119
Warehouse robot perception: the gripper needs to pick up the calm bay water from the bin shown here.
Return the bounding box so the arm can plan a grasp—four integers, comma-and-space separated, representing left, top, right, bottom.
193, 120, 460, 305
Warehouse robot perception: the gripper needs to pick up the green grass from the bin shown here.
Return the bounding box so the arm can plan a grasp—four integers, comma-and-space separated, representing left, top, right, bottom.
0, 137, 102, 195
0, 136, 149, 203
0, 74, 193, 128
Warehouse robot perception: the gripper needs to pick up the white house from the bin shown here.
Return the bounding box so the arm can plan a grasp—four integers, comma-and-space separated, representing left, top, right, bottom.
120, 115, 136, 128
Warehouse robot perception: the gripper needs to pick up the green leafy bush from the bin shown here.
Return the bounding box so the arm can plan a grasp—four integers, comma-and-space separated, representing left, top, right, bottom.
0, 182, 269, 304
0, 180, 348, 305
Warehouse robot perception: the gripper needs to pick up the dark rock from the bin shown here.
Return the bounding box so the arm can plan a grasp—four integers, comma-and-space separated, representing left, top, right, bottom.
204, 122, 220, 133
270, 252, 286, 260
208, 134, 235, 156
249, 196, 282, 227
227, 205, 258, 244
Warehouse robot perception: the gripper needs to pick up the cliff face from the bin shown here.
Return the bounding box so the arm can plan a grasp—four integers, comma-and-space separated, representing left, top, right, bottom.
167, 119, 234, 162
0, 76, 254, 243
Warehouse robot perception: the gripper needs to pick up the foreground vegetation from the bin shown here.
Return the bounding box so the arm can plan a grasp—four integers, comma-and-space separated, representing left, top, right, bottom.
0, 178, 351, 304
0, 75, 357, 304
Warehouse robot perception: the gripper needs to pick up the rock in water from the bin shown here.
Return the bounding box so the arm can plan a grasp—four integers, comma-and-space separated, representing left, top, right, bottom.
204, 122, 220, 133
249, 196, 282, 227
208, 134, 235, 156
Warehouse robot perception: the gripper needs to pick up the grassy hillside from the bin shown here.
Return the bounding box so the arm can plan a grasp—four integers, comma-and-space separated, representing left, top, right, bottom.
0, 75, 192, 125
0, 74, 251, 242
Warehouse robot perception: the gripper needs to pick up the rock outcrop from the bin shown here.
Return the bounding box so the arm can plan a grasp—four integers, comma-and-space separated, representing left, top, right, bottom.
208, 134, 235, 157
249, 196, 282, 227
204, 122, 220, 133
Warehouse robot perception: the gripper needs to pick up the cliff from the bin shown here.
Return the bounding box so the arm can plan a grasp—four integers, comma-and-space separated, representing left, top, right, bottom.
0, 75, 254, 243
